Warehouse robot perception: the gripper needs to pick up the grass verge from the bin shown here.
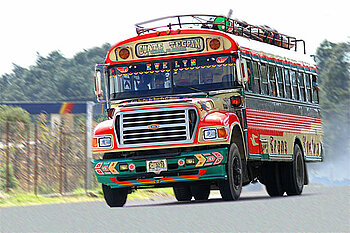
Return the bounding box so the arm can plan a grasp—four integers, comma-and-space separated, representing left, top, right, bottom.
0, 188, 174, 207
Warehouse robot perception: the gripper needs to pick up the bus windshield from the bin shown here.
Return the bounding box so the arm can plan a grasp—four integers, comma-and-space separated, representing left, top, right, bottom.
109, 55, 237, 100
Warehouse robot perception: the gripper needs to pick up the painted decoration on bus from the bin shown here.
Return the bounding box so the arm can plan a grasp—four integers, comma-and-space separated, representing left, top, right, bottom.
136, 37, 204, 57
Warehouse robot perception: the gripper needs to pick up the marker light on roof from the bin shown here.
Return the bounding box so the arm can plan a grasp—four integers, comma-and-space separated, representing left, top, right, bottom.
209, 38, 221, 50
119, 48, 130, 60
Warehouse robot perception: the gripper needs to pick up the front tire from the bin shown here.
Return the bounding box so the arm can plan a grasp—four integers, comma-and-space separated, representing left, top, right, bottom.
219, 143, 243, 201
102, 184, 128, 207
173, 185, 192, 201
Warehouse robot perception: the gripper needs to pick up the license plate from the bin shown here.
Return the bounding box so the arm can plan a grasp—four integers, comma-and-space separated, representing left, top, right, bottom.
146, 159, 167, 174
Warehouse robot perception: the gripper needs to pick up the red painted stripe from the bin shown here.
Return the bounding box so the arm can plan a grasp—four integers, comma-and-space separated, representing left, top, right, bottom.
241, 48, 317, 71
246, 108, 321, 133
64, 102, 75, 114
246, 108, 321, 123
108, 169, 207, 185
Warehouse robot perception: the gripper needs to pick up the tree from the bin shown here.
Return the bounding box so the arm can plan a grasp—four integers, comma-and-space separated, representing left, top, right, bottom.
316, 40, 350, 161
0, 43, 110, 102
0, 105, 30, 123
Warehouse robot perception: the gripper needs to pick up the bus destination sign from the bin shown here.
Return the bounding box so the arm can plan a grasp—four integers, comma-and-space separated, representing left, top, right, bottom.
136, 37, 204, 57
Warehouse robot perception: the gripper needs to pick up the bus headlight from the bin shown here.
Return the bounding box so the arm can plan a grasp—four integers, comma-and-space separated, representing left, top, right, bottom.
98, 136, 112, 148
203, 129, 217, 140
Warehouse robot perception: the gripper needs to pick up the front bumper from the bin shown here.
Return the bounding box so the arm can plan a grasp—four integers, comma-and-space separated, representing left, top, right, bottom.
91, 148, 228, 188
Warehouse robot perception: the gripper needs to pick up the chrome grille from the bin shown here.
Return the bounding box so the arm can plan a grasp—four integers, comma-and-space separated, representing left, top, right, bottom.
117, 107, 197, 147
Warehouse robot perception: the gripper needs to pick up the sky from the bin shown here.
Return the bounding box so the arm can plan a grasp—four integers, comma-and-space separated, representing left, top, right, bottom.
0, 0, 349, 76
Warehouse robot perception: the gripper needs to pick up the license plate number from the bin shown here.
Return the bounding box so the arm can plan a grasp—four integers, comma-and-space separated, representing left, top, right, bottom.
146, 159, 167, 174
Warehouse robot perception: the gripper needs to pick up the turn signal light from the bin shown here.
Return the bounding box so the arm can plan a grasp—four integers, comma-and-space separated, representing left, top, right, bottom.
217, 128, 228, 138
92, 138, 98, 148
230, 96, 242, 107
209, 38, 221, 50
119, 48, 130, 60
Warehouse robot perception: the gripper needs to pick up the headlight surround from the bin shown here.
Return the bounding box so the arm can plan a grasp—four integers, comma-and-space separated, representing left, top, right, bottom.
202, 127, 228, 141
98, 136, 112, 148
203, 129, 217, 140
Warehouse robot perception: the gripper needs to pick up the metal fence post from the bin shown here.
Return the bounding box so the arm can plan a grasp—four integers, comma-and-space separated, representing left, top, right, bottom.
85, 102, 94, 191
33, 123, 38, 195
26, 124, 31, 192
5, 121, 10, 193
59, 124, 63, 195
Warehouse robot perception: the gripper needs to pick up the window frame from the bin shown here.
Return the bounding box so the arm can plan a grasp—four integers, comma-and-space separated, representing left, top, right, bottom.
297, 70, 306, 102
276, 64, 285, 98
251, 58, 261, 94
267, 62, 278, 97
242, 56, 254, 92
304, 72, 312, 103
260, 61, 269, 95
290, 68, 298, 100
311, 74, 319, 104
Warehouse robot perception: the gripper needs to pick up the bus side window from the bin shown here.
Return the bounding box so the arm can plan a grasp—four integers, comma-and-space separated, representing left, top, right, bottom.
284, 68, 292, 99
276, 66, 284, 98
252, 61, 261, 94
312, 74, 319, 104
304, 73, 312, 102
297, 71, 305, 102
268, 64, 277, 97
290, 70, 298, 100
260, 63, 268, 95
245, 59, 253, 92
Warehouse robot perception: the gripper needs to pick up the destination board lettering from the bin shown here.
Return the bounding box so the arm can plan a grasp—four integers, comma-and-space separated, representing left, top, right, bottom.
136, 37, 204, 57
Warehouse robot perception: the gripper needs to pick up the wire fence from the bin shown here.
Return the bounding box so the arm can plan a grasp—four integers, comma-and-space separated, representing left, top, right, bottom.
0, 115, 99, 195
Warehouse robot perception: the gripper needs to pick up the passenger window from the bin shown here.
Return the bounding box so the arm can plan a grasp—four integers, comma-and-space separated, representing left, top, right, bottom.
297, 72, 305, 102
276, 67, 284, 98
305, 73, 312, 102
260, 63, 268, 95
252, 61, 261, 94
290, 70, 298, 100
245, 59, 253, 92
284, 68, 292, 99
268, 65, 277, 97
312, 75, 319, 104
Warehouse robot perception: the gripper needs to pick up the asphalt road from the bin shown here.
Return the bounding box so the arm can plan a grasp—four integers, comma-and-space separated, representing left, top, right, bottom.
1, 185, 349, 233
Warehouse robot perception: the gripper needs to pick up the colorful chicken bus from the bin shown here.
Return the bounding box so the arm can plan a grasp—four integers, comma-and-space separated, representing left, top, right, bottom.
92, 15, 323, 207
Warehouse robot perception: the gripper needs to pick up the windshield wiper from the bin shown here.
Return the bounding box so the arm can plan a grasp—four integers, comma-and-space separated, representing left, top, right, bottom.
175, 85, 210, 97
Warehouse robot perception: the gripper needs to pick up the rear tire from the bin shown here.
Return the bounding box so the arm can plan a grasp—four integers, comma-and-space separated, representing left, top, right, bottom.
283, 144, 305, 195
173, 185, 192, 201
262, 162, 284, 197
219, 143, 243, 201
102, 184, 128, 207
191, 184, 210, 201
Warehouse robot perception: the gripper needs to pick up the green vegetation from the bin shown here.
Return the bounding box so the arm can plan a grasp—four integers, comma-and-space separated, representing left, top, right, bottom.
0, 188, 174, 207
0, 164, 19, 191
0, 105, 31, 123
316, 40, 350, 161
0, 44, 110, 102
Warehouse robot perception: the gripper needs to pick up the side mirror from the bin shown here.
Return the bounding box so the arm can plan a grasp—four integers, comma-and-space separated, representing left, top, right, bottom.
241, 59, 248, 83
236, 58, 243, 84
94, 69, 103, 102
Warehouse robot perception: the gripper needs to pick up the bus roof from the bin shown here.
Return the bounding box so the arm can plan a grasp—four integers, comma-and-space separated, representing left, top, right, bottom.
106, 15, 316, 71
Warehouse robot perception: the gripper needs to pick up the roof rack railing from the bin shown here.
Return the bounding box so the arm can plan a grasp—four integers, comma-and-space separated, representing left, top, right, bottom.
135, 14, 306, 54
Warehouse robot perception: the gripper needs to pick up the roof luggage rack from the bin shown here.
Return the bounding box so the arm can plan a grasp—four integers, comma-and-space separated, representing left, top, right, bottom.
135, 14, 306, 54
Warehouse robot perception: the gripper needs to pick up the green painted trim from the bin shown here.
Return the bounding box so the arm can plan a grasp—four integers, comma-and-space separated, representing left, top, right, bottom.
92, 147, 229, 188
